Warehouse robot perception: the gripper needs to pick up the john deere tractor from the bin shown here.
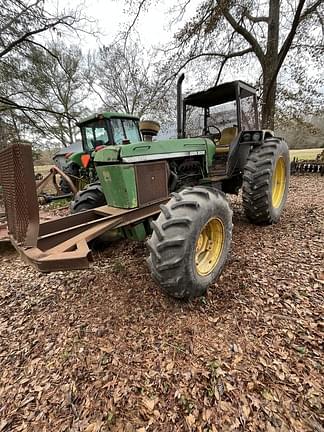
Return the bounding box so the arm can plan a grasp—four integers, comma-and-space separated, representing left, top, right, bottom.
0, 75, 289, 300
67, 75, 289, 298
58, 112, 147, 197
68, 113, 161, 211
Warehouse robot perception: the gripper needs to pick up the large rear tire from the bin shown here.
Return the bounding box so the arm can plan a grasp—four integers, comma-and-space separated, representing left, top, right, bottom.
147, 186, 233, 299
70, 182, 106, 213
242, 138, 290, 225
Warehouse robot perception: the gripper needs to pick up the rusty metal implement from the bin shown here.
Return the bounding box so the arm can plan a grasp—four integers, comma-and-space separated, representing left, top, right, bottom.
0, 144, 166, 272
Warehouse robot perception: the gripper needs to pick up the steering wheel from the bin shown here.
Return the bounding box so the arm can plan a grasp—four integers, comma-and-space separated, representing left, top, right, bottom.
206, 125, 222, 141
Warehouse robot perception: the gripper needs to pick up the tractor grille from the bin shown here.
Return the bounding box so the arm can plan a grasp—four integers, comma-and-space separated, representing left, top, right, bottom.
135, 161, 169, 206
0, 144, 39, 246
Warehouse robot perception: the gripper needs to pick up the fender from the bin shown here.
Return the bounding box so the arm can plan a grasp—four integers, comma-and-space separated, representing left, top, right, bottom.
67, 151, 85, 167
226, 130, 275, 176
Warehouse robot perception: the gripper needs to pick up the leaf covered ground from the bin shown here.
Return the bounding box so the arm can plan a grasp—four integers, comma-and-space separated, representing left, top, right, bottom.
0, 175, 323, 432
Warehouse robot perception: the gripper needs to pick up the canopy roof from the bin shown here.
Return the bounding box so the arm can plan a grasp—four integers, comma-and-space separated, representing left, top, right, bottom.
184, 80, 256, 108
78, 111, 139, 125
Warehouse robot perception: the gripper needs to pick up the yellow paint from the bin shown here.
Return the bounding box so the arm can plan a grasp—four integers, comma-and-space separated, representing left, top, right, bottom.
272, 157, 286, 208
195, 218, 224, 276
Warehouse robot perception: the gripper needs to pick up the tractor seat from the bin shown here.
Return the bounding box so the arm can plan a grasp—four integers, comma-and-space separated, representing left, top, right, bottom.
219, 127, 238, 146
215, 127, 238, 154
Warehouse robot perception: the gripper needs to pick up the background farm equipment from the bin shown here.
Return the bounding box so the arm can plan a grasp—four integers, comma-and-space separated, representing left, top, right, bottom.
0, 75, 290, 299
57, 150, 98, 195
291, 149, 324, 175
52, 141, 96, 194
36, 165, 77, 201
53, 112, 152, 201
69, 115, 159, 213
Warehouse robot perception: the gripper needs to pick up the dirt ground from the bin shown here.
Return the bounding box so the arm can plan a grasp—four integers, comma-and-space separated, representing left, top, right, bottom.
0, 175, 323, 432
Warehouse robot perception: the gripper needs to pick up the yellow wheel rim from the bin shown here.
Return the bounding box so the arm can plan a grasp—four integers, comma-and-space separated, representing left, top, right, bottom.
195, 218, 224, 276
272, 157, 286, 208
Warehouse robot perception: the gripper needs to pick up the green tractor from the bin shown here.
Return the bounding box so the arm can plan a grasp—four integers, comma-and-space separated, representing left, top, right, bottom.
69, 75, 290, 298
58, 112, 147, 197
0, 75, 289, 300
57, 150, 97, 195
68, 113, 159, 211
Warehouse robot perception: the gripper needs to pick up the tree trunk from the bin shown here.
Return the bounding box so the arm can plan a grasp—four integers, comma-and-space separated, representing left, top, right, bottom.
261, 68, 277, 130
261, 0, 280, 130
67, 116, 74, 144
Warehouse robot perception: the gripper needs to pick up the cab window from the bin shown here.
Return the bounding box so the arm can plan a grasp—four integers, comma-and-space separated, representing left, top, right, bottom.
122, 119, 141, 142
110, 118, 125, 145
82, 119, 109, 150
111, 118, 141, 144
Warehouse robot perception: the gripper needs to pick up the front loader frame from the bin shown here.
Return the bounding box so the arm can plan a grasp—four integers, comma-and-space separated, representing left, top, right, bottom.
0, 144, 167, 272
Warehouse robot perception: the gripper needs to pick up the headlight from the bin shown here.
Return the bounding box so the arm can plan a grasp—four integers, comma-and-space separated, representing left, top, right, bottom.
242, 133, 251, 141
252, 132, 261, 141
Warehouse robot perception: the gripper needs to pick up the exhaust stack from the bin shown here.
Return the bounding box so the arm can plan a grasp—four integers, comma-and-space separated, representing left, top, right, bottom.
177, 73, 185, 138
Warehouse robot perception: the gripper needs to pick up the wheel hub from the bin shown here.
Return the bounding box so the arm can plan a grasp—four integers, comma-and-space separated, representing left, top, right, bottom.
272, 157, 286, 208
195, 218, 224, 276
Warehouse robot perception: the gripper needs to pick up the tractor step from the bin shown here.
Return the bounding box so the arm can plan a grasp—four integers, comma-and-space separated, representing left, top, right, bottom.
209, 156, 228, 177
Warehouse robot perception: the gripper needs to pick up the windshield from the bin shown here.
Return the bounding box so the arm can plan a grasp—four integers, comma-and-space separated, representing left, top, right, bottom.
241, 96, 257, 129
111, 118, 141, 145
185, 101, 238, 137
82, 119, 110, 151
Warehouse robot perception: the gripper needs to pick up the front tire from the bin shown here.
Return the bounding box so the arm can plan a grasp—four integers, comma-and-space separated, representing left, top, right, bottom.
70, 182, 106, 213
147, 186, 233, 299
242, 138, 290, 224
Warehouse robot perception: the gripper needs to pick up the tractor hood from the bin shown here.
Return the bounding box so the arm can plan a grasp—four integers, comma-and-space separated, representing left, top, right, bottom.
93, 138, 215, 165
93, 146, 121, 162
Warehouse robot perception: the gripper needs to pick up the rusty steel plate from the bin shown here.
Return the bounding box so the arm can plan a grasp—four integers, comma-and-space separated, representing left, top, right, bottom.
135, 161, 168, 207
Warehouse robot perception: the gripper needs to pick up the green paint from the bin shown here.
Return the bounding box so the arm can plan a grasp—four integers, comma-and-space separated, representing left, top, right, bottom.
96, 164, 138, 208
80, 111, 140, 124
94, 146, 121, 163
94, 137, 216, 170
68, 151, 84, 167
123, 223, 147, 241
206, 140, 216, 168
120, 137, 208, 158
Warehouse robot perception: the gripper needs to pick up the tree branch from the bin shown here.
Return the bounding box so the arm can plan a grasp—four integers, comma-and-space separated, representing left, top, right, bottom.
300, 0, 323, 20
0, 0, 42, 34
265, 0, 322, 104
277, 0, 306, 73
24, 39, 69, 75
0, 96, 74, 118
123, 0, 146, 51
243, 9, 269, 23
217, 1, 265, 64
316, 10, 324, 35
172, 47, 253, 79
0, 17, 74, 58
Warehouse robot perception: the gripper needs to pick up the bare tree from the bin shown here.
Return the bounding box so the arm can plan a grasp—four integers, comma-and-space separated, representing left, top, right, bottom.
1, 40, 93, 147
122, 0, 324, 129
91, 40, 175, 121
0, 0, 90, 128
26, 41, 91, 146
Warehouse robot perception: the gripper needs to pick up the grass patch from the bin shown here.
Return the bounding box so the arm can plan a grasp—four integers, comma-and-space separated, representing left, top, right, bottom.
47, 198, 70, 209
289, 148, 321, 161
34, 165, 54, 175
